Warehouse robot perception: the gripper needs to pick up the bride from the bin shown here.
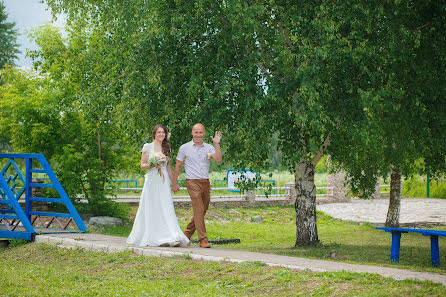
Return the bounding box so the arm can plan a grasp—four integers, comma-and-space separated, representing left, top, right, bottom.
127, 124, 189, 247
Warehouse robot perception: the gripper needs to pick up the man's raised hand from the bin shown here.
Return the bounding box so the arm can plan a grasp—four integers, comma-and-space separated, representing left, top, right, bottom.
210, 131, 222, 144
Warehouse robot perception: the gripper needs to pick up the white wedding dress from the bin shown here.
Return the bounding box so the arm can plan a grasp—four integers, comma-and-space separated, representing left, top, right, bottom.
127, 143, 189, 247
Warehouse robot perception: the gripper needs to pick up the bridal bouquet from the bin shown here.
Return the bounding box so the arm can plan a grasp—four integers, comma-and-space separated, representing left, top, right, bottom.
148, 151, 167, 179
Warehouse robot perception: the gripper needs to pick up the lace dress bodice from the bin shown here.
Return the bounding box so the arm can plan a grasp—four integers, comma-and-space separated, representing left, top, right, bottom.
142, 142, 169, 179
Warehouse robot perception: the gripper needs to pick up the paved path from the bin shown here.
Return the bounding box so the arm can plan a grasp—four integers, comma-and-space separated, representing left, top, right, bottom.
31, 198, 446, 285
317, 198, 446, 226
35, 232, 446, 285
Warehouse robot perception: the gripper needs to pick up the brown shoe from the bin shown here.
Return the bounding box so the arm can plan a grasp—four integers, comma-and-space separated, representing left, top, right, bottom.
199, 238, 211, 248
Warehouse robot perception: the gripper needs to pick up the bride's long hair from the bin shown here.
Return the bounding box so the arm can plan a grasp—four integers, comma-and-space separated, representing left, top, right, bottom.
152, 124, 171, 157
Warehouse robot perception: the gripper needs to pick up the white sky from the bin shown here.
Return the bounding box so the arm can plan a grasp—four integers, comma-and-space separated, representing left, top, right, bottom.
2, 0, 66, 68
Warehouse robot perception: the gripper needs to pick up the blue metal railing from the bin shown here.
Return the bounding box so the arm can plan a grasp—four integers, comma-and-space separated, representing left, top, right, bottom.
0, 153, 87, 240
260, 180, 277, 194
213, 179, 227, 188
212, 178, 277, 194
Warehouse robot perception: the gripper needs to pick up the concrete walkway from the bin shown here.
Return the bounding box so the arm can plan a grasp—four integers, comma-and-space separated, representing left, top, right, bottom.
317, 198, 446, 226
35, 232, 446, 285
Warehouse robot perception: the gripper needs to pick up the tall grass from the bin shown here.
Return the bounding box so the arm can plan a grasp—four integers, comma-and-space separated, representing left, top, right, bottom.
403, 175, 446, 199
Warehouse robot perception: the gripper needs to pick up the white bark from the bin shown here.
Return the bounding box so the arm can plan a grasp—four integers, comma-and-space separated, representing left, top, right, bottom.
385, 167, 401, 227
294, 158, 319, 246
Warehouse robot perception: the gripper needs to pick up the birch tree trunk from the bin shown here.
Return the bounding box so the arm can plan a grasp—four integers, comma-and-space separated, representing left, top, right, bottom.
385, 167, 401, 227
294, 158, 319, 246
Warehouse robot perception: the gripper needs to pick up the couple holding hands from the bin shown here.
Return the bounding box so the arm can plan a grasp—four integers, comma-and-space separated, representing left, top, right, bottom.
127, 123, 222, 248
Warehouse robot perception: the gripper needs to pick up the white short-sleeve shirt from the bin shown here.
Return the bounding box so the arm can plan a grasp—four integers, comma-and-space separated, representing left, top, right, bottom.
177, 141, 216, 179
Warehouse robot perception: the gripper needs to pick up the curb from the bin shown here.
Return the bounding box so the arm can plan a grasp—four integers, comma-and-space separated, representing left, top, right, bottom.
34, 235, 325, 273
34, 235, 446, 285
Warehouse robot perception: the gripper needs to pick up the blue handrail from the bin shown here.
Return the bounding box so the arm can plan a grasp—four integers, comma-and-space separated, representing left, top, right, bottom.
0, 177, 35, 240
0, 153, 87, 240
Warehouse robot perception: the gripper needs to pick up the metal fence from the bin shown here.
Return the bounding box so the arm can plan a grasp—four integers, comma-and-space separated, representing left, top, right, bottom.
111, 185, 335, 200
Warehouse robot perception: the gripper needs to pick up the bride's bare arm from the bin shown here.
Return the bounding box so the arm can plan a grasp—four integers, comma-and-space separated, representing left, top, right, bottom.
166, 161, 174, 181
140, 151, 151, 170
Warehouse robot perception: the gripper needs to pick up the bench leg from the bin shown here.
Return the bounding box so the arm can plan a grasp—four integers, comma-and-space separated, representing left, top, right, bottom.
390, 232, 401, 263
430, 235, 440, 267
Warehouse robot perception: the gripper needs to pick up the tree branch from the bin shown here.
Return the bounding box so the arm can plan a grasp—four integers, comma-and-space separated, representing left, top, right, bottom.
311, 134, 331, 166
257, 62, 270, 78
278, 21, 295, 52
310, 117, 340, 166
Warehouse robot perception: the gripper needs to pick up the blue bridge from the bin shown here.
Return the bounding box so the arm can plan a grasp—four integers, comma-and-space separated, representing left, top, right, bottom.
0, 153, 86, 241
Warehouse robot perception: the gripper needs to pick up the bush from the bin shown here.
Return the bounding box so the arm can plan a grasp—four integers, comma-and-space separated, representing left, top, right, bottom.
403, 176, 446, 199
8, 238, 28, 248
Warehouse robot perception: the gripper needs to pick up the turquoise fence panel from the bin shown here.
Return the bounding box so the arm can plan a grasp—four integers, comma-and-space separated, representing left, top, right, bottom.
111, 179, 138, 188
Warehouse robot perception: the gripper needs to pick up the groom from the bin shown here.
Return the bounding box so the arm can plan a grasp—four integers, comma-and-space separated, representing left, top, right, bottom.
172, 123, 222, 248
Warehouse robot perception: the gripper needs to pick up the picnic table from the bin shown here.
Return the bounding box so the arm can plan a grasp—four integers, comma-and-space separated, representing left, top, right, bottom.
376, 227, 446, 267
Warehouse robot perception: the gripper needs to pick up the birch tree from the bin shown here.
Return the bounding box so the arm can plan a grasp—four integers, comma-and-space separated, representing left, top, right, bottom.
42, 0, 446, 245
331, 1, 446, 227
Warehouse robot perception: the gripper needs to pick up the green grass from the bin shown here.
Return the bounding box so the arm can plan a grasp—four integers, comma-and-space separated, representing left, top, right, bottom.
1, 243, 445, 296
92, 206, 446, 274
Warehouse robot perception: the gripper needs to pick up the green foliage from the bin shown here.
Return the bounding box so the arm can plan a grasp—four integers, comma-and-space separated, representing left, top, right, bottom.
39, 0, 446, 243
0, 25, 136, 217
315, 155, 328, 174
0, 1, 19, 69
37, 0, 374, 245
7, 238, 28, 248
268, 132, 285, 170
328, 1, 446, 197
0, 66, 65, 156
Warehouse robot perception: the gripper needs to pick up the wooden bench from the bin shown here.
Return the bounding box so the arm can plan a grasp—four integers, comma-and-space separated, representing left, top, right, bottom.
376, 227, 446, 267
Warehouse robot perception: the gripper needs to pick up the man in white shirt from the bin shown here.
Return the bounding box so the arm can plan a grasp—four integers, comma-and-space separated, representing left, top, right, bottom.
172, 123, 222, 248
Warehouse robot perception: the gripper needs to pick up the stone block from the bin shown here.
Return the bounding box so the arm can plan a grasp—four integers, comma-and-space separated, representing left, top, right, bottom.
245, 190, 256, 204
284, 182, 296, 199
88, 216, 124, 227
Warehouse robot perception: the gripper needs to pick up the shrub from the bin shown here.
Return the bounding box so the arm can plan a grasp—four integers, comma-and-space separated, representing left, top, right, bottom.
403, 176, 446, 199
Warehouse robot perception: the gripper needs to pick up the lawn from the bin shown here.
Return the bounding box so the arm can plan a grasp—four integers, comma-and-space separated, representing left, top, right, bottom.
1, 243, 445, 296
93, 206, 446, 274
